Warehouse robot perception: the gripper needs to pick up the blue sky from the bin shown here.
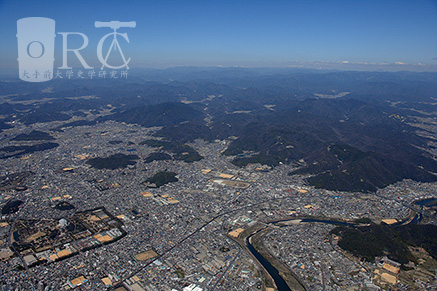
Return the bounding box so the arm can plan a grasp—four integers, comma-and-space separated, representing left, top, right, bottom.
0, 0, 436, 70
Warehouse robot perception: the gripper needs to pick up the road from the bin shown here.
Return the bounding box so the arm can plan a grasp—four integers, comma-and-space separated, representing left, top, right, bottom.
112, 195, 294, 290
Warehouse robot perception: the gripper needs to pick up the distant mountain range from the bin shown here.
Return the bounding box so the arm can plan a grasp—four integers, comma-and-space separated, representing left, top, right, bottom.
99, 102, 203, 127
1, 68, 436, 192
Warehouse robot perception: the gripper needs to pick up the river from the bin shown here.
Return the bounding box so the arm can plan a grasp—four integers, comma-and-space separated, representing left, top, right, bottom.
413, 198, 437, 207
245, 207, 428, 291
244, 218, 365, 291
246, 231, 293, 291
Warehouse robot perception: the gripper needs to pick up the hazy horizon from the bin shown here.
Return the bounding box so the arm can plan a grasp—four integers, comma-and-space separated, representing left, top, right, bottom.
0, 0, 436, 73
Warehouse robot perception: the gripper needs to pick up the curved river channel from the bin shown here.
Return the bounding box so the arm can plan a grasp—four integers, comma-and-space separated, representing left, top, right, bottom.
244, 197, 433, 291
245, 219, 350, 291
245, 212, 426, 291
246, 231, 292, 291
